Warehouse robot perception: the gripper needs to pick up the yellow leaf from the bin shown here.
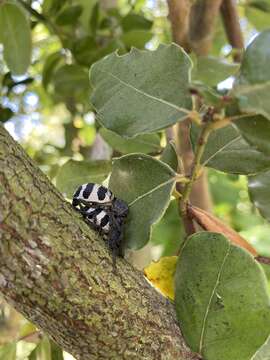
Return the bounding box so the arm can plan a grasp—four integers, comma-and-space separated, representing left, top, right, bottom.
144, 256, 177, 300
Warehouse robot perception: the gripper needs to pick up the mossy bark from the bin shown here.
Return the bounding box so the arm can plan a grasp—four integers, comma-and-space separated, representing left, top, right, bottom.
0, 127, 198, 359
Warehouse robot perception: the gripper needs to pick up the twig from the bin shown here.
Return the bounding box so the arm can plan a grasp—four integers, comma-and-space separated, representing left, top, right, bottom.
220, 0, 244, 62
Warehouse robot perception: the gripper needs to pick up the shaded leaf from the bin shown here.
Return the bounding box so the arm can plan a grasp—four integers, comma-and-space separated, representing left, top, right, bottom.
55, 5, 82, 25
42, 51, 63, 90
234, 115, 270, 156
56, 159, 112, 198
249, 169, 270, 222
160, 142, 178, 172
0, 2, 32, 75
175, 232, 270, 360
90, 44, 192, 137
100, 127, 161, 154
144, 256, 177, 300
191, 123, 270, 175
0, 106, 13, 122
109, 154, 176, 249
120, 30, 152, 49
192, 56, 239, 87
121, 13, 153, 31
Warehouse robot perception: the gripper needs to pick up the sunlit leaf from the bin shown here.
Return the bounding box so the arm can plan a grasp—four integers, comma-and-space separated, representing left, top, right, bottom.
90, 44, 192, 137
175, 232, 270, 360
0, 2, 31, 75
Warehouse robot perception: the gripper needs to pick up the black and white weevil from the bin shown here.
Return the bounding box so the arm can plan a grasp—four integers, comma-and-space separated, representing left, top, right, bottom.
72, 183, 129, 264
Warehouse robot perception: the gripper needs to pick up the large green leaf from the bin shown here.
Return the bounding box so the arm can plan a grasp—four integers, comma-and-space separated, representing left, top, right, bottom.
175, 232, 270, 360
0, 2, 31, 75
191, 124, 270, 175
90, 44, 192, 137
56, 159, 112, 198
234, 115, 270, 156
192, 56, 239, 87
99, 128, 161, 154
252, 335, 270, 360
109, 154, 177, 249
234, 30, 270, 119
249, 170, 270, 222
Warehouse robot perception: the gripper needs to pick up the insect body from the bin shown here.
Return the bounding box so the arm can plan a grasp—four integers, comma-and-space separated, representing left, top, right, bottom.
72, 183, 128, 265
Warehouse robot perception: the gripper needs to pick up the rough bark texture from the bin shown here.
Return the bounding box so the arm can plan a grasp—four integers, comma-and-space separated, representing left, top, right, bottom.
0, 126, 199, 359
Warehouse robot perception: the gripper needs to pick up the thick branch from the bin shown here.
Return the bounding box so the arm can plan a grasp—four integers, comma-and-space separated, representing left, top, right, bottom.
220, 0, 244, 62
189, 0, 223, 56
0, 126, 197, 360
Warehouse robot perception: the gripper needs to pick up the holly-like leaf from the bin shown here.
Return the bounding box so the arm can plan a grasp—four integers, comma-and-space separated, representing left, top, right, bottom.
109, 154, 177, 249
99, 127, 161, 154
192, 56, 239, 87
175, 232, 270, 360
234, 30, 270, 119
160, 141, 178, 172
249, 169, 270, 222
234, 115, 270, 156
0, 2, 32, 75
144, 256, 177, 300
56, 159, 112, 198
191, 123, 270, 175
90, 44, 192, 137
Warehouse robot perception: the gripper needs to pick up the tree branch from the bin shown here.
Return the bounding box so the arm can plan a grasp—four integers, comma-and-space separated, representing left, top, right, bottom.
0, 126, 197, 360
220, 0, 244, 62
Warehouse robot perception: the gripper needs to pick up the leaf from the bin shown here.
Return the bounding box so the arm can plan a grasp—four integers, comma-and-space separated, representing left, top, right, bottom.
249, 169, 270, 222
109, 154, 177, 249
42, 51, 63, 90
99, 127, 161, 154
90, 44, 192, 137
234, 115, 270, 156
192, 56, 239, 87
0, 105, 13, 122
19, 321, 36, 338
144, 256, 177, 300
121, 13, 153, 31
187, 204, 258, 256
0, 2, 32, 75
0, 342, 16, 360
160, 141, 178, 172
16, 341, 36, 359
50, 341, 64, 360
56, 159, 112, 198
191, 123, 270, 175
175, 232, 270, 360
252, 334, 270, 360
53, 64, 89, 101
234, 30, 270, 119
55, 5, 82, 25
120, 30, 153, 49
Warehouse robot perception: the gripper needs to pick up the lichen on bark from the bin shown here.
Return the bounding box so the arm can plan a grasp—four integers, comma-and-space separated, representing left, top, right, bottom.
0, 126, 198, 360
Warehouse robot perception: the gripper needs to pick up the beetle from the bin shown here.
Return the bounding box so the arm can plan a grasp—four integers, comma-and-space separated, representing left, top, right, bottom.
72, 183, 129, 266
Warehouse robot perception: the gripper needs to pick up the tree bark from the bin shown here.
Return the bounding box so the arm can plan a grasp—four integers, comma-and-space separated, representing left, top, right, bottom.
0, 126, 198, 359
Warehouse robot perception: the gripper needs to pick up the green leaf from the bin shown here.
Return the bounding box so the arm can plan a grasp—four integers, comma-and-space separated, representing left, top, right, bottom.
0, 342, 16, 360
56, 159, 112, 198
175, 232, 270, 360
0, 105, 13, 122
50, 341, 64, 360
121, 13, 153, 31
245, 5, 270, 30
0, 2, 32, 75
192, 56, 239, 87
55, 5, 82, 25
160, 142, 178, 172
234, 30, 270, 119
53, 64, 89, 101
151, 200, 184, 256
42, 51, 63, 90
120, 30, 153, 49
99, 127, 161, 154
109, 154, 176, 249
249, 170, 270, 222
90, 44, 192, 137
234, 115, 270, 156
252, 335, 270, 360
191, 124, 270, 175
